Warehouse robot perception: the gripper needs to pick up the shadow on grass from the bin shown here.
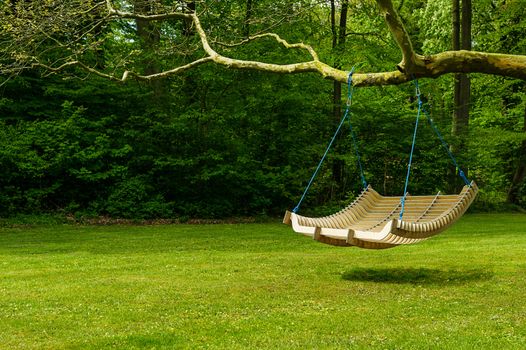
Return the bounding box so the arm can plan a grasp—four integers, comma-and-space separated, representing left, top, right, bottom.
342, 267, 493, 285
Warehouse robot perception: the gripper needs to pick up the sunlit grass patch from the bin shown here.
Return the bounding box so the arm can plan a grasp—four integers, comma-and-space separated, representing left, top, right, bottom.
0, 214, 525, 349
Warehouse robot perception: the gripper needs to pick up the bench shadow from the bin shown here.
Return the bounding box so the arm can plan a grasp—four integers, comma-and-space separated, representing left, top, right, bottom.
341, 267, 493, 285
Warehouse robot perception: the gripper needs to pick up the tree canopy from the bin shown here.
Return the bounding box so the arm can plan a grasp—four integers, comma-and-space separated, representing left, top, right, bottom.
0, 0, 525, 219
2, 0, 525, 86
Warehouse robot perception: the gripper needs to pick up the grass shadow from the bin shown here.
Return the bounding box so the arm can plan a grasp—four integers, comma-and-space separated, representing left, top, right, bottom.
341, 267, 493, 285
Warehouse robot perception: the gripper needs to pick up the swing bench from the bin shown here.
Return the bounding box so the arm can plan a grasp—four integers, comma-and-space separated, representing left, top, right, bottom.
284, 71, 478, 249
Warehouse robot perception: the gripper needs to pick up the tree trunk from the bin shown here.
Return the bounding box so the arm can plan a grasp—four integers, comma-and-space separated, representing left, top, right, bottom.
331, 0, 349, 122
451, 0, 470, 192
331, 0, 348, 125
452, 0, 460, 118
243, 0, 253, 38
339, 1, 349, 44
134, 0, 165, 100
458, 0, 472, 147
461, 0, 472, 51
182, 1, 196, 36
507, 104, 526, 205
330, 0, 349, 197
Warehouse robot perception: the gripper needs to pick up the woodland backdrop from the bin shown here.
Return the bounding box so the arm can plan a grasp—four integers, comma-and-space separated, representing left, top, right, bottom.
0, 0, 525, 219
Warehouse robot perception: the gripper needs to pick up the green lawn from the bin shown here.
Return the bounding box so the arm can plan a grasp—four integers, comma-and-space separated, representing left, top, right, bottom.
1, 214, 525, 349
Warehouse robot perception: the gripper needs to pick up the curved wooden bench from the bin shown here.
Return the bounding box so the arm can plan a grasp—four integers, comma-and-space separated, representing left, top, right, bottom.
283, 182, 478, 249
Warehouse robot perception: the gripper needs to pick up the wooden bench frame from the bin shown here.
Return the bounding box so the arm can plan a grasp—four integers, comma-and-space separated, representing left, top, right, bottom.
283, 181, 478, 249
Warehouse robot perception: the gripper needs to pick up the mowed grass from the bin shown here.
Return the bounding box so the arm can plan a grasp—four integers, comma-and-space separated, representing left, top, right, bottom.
1, 214, 525, 349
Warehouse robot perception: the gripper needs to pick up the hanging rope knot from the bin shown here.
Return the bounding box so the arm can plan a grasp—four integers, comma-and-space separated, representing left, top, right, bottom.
412, 74, 421, 96
458, 169, 470, 186
347, 68, 354, 87
399, 198, 406, 220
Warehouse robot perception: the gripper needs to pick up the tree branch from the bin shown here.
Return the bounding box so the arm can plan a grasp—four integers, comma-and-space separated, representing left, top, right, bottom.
33, 56, 214, 83
213, 33, 319, 61
101, 2, 526, 85
423, 50, 526, 80
6, 0, 526, 88
375, 0, 420, 73
130, 56, 214, 81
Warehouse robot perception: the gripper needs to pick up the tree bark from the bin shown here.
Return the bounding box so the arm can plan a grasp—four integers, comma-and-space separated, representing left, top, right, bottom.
330, 0, 349, 195
135, 0, 161, 76
330, 0, 337, 49
507, 104, 526, 205
182, 1, 196, 37
331, 0, 349, 122
331, 0, 348, 125
461, 0, 472, 51
451, 0, 471, 191
134, 0, 165, 100
452, 0, 460, 51
243, 0, 253, 38
452, 0, 460, 119
182, 1, 199, 106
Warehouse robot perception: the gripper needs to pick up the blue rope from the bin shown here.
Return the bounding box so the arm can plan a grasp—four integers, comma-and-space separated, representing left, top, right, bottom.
399, 79, 472, 220
420, 103, 471, 186
293, 68, 366, 213
292, 108, 348, 213
399, 81, 422, 220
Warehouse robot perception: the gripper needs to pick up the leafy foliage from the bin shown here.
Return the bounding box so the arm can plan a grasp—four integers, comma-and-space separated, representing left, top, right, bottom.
0, 0, 524, 219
